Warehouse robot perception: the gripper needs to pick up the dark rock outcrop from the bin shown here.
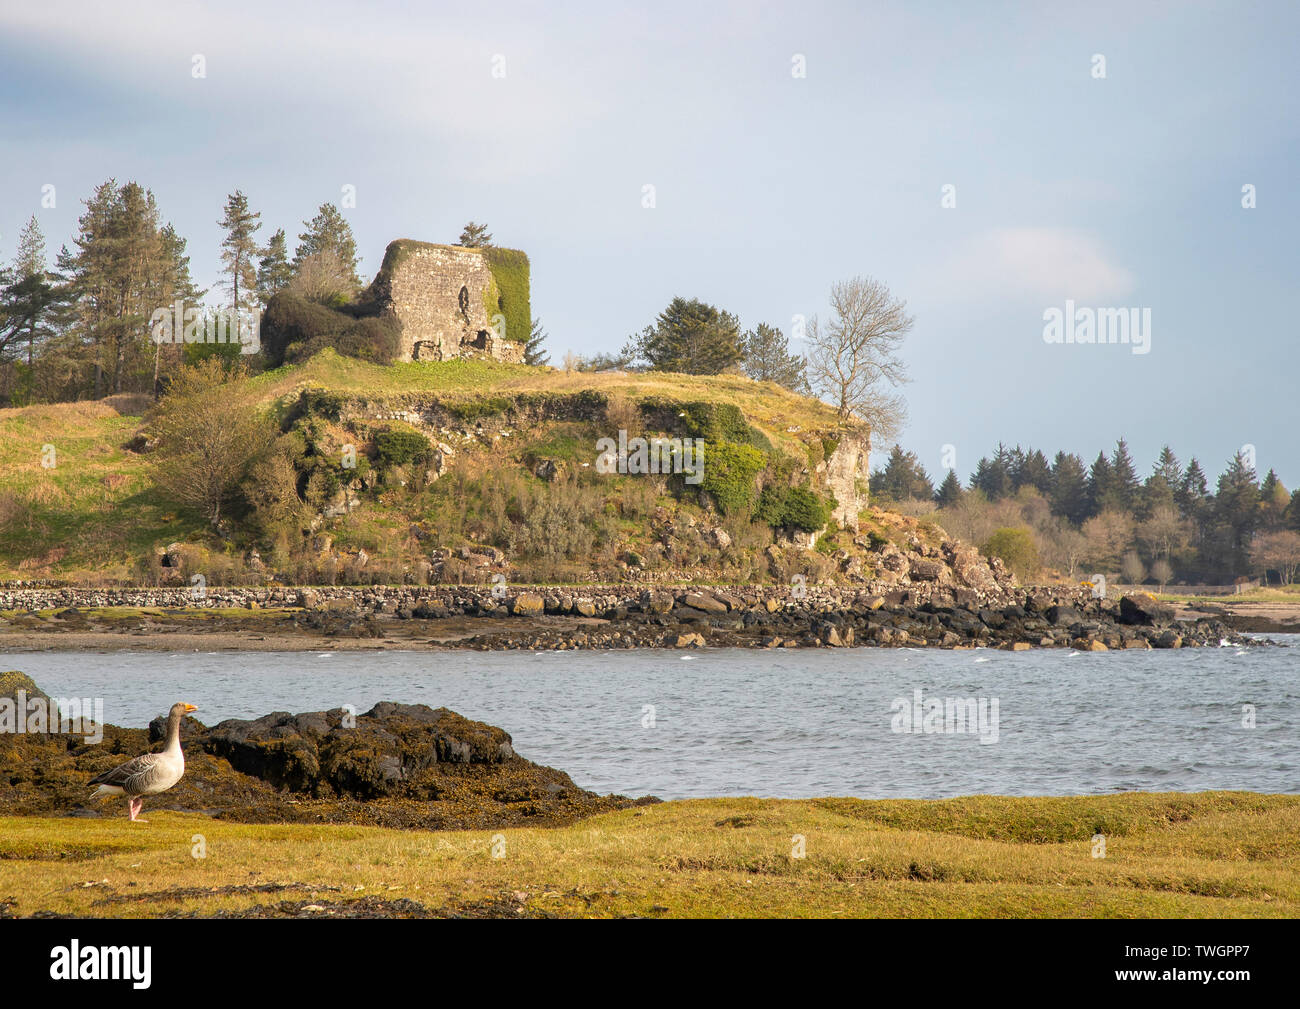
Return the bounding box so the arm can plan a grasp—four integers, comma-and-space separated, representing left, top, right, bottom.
1, 685, 643, 829
203, 703, 515, 799
1118, 592, 1176, 626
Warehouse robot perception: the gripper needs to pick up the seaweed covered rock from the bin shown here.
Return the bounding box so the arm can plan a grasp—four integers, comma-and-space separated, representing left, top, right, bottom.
0, 669, 50, 705
0, 681, 641, 829
204, 703, 515, 799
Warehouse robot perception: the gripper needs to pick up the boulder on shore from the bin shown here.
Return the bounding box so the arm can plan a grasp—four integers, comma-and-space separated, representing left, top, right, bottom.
1118, 592, 1176, 627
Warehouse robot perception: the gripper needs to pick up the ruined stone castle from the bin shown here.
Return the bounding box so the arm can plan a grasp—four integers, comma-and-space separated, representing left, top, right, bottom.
366, 240, 530, 364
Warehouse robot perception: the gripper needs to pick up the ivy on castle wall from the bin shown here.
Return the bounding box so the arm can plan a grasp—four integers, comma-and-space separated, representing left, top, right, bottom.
483, 247, 530, 345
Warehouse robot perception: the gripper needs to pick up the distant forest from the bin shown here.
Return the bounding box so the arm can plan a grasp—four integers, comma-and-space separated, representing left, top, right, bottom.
871, 440, 1299, 587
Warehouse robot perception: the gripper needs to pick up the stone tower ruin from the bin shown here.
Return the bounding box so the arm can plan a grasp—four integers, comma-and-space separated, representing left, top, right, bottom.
366, 240, 529, 364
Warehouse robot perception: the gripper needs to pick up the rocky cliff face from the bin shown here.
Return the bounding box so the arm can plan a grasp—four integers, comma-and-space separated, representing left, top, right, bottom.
822, 427, 870, 531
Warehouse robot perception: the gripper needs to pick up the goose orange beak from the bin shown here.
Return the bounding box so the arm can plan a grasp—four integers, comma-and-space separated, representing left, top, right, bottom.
184, 704, 198, 713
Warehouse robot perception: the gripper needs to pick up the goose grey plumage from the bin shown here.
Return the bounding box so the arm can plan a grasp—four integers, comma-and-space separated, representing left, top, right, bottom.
89, 702, 196, 821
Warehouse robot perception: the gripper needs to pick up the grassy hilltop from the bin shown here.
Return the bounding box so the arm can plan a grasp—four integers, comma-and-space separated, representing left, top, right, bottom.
0, 350, 896, 587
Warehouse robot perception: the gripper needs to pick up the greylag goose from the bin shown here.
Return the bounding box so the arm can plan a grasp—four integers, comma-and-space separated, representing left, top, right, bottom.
89, 702, 196, 821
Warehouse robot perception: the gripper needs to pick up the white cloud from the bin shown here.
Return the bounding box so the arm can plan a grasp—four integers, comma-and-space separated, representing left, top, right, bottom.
939, 227, 1135, 306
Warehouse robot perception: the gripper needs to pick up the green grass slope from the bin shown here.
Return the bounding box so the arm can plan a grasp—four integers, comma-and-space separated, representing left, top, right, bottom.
0, 352, 858, 584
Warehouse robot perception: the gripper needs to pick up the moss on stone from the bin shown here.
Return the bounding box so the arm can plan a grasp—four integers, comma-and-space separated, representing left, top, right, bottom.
482, 248, 530, 345
0, 671, 49, 703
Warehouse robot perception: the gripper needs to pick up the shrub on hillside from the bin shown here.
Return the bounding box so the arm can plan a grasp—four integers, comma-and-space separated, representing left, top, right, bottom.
337, 316, 401, 364
148, 358, 274, 527
755, 484, 833, 533
782, 486, 834, 532
638, 397, 771, 452
374, 428, 431, 468
982, 526, 1040, 580
260, 292, 400, 367
700, 441, 765, 515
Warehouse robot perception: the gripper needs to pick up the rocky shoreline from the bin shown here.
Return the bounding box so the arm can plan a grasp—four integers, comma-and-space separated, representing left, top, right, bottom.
0, 581, 1260, 651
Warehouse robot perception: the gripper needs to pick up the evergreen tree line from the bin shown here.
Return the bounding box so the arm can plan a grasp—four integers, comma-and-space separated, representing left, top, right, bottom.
871, 440, 1300, 586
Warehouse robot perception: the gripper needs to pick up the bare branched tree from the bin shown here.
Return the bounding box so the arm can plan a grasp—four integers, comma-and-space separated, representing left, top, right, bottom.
149, 358, 273, 527
806, 275, 913, 438
1250, 530, 1300, 585
286, 249, 351, 305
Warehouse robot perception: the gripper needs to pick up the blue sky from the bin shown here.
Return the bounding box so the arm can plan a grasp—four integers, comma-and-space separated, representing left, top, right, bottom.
2, 0, 1296, 488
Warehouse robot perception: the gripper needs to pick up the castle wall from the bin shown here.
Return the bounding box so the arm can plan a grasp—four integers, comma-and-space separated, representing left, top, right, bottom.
378, 243, 524, 363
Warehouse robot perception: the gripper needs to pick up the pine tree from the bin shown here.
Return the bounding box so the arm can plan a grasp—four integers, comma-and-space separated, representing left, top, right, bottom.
971, 446, 1012, 500
149, 224, 204, 392
629, 297, 744, 375
1210, 451, 1260, 574
0, 217, 55, 372
1178, 458, 1210, 514
458, 222, 493, 248
65, 183, 121, 395
14, 215, 47, 284
935, 469, 964, 507
1153, 445, 1182, 487
1086, 451, 1117, 516
60, 180, 170, 396
1016, 448, 1052, 494
1110, 438, 1139, 510
112, 183, 165, 394
1140, 472, 1176, 519
1049, 451, 1090, 524
741, 322, 807, 392
293, 203, 361, 292
1005, 445, 1028, 489
1259, 469, 1289, 530
871, 444, 934, 502
156, 224, 203, 304
524, 317, 550, 366
256, 229, 292, 304
218, 190, 262, 315
1138, 445, 1181, 521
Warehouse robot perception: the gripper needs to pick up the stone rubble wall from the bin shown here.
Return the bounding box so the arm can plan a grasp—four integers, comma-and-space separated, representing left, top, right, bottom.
0, 577, 1003, 615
